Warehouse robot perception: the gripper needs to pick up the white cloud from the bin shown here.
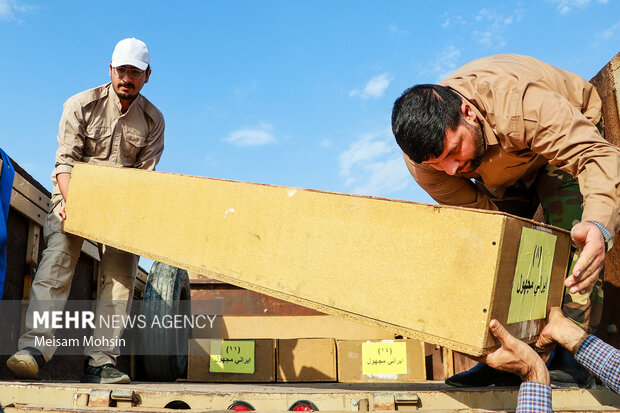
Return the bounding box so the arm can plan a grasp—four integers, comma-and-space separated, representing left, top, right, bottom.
472, 8, 515, 48
600, 19, 620, 39
339, 129, 411, 196
350, 73, 394, 100
223, 122, 276, 146
442, 14, 466, 28
442, 8, 522, 48
547, 0, 596, 14
0, 0, 15, 20
0, 0, 32, 22
425, 45, 462, 82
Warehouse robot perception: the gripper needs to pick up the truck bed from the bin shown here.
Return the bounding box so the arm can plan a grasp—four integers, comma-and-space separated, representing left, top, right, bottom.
1, 380, 620, 412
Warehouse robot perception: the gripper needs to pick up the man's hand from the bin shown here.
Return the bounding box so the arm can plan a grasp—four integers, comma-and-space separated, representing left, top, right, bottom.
565, 221, 606, 295
536, 307, 588, 354
56, 173, 71, 221
475, 319, 549, 384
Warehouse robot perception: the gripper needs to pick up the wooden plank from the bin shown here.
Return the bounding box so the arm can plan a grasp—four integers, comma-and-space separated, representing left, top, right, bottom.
590, 52, 620, 348
12, 172, 51, 213
64, 164, 571, 356
81, 240, 100, 261
10, 189, 46, 226
442, 348, 455, 379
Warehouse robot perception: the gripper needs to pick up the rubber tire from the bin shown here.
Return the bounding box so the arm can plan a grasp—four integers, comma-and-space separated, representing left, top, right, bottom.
140, 262, 191, 381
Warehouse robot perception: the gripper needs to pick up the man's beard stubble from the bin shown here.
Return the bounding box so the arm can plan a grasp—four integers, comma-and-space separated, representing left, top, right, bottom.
464, 120, 487, 172
115, 82, 137, 101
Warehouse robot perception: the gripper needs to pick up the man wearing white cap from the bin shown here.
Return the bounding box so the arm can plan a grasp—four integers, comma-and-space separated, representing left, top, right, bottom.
7, 38, 164, 384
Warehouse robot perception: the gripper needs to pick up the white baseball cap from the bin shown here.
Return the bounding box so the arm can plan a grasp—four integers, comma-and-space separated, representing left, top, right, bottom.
111, 38, 150, 70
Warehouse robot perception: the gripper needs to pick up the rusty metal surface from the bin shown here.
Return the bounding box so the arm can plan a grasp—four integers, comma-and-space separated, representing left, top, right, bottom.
87, 390, 111, 407
191, 282, 324, 316
590, 52, 620, 349
0, 380, 619, 412
452, 351, 478, 376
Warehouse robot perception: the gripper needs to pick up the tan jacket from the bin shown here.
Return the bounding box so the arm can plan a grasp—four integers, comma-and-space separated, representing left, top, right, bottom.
52, 83, 165, 197
407, 54, 620, 233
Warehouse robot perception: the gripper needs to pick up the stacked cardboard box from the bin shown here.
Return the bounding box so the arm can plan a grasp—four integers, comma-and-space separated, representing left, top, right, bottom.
187, 336, 427, 383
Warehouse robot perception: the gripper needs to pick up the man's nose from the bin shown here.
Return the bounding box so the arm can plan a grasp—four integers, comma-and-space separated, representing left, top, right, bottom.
120, 72, 132, 82
441, 159, 459, 175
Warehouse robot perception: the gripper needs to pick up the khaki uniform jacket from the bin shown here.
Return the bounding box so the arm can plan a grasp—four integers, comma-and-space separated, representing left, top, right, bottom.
52, 82, 165, 197
407, 54, 620, 233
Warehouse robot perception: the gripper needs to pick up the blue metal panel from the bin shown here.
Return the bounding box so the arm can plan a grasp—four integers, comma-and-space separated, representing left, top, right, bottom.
0, 148, 15, 299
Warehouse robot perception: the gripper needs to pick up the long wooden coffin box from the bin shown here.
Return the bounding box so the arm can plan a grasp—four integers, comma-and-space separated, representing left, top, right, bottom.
64, 164, 571, 356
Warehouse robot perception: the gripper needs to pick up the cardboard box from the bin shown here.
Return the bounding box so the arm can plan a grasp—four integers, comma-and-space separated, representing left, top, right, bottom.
277, 339, 337, 382
65, 164, 572, 356
337, 339, 426, 383
187, 339, 276, 382
193, 315, 396, 340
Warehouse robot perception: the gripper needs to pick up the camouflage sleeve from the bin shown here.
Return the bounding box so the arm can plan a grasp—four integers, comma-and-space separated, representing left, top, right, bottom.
521, 81, 620, 233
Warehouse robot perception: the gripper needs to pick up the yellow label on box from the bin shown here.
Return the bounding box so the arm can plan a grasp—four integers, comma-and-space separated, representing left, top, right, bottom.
362, 342, 408, 375
507, 228, 557, 324
209, 340, 255, 374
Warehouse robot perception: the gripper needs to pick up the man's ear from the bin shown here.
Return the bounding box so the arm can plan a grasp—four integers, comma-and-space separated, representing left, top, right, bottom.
461, 102, 477, 122
144, 68, 151, 84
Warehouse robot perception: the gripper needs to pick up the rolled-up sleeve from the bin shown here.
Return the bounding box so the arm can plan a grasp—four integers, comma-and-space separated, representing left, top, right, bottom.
54, 98, 85, 176
405, 154, 498, 211
521, 82, 620, 233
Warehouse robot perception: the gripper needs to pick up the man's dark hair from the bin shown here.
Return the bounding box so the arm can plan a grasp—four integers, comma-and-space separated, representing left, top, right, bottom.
391, 84, 463, 163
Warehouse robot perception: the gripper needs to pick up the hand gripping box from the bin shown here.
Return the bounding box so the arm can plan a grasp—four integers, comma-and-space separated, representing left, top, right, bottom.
64, 164, 572, 356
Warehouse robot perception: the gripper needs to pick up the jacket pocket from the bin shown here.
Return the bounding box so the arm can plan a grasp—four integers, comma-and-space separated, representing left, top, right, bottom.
83, 126, 112, 158
121, 131, 147, 165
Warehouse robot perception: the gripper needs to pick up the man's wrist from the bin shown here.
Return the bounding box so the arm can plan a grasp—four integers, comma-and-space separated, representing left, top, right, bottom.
588, 221, 614, 251
523, 360, 550, 385
567, 330, 589, 354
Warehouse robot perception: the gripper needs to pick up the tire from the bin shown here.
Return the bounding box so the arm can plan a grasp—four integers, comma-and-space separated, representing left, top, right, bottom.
140, 261, 191, 381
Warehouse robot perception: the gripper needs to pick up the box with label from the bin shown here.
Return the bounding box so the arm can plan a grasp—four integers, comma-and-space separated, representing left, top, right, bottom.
337, 339, 426, 383
65, 164, 572, 356
187, 339, 276, 382
277, 338, 337, 382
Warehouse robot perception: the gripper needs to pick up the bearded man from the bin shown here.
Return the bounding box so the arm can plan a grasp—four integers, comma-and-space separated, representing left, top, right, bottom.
391, 54, 619, 388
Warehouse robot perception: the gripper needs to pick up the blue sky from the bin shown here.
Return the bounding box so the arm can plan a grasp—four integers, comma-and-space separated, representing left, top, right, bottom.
1, 1, 619, 268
